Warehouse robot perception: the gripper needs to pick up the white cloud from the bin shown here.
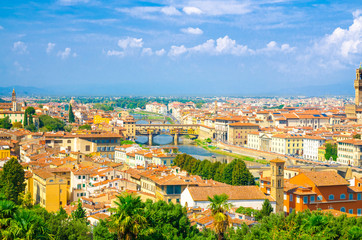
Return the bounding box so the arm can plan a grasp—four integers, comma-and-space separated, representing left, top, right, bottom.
13, 61, 29, 72
169, 36, 252, 56
184, 0, 251, 16
181, 27, 203, 35
141, 48, 153, 56
13, 41, 28, 54
168, 45, 187, 56
46, 42, 56, 54
107, 50, 124, 57
315, 12, 362, 59
183, 6, 202, 15
118, 37, 143, 49
257, 41, 295, 53
161, 6, 181, 15
58, 0, 89, 5
57, 48, 74, 59
155, 49, 166, 56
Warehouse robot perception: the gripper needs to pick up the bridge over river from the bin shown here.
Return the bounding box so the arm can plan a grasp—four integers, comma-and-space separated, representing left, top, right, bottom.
135, 124, 199, 145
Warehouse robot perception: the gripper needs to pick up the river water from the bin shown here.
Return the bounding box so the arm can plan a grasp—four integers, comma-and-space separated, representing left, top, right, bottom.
135, 134, 261, 166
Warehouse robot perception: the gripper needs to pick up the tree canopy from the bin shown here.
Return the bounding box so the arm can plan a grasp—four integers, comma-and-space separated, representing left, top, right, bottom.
0, 116, 12, 129
174, 154, 255, 186
39, 115, 65, 131
0, 157, 25, 204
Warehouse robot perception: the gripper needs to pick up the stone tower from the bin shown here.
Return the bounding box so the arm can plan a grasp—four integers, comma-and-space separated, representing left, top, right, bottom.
354, 67, 362, 106
12, 88, 16, 102
270, 158, 285, 213
11, 89, 17, 111
214, 100, 218, 114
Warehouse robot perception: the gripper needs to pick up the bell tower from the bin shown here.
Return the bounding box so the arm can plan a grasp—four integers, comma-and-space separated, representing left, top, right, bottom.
354, 66, 362, 106
270, 158, 285, 213
11, 89, 17, 111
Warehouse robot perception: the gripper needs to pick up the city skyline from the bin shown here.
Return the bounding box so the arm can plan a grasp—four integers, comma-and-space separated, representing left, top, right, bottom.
1, 0, 361, 95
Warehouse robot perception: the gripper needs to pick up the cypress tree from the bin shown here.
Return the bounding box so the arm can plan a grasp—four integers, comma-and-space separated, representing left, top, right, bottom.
260, 199, 273, 217
232, 161, 243, 185
28, 114, 33, 125
0, 157, 25, 204
69, 104, 75, 123
23, 111, 28, 126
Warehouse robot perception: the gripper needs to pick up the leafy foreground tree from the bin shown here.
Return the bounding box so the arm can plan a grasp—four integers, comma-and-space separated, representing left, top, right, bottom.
208, 194, 232, 240
94, 193, 199, 240
108, 193, 149, 240
0, 157, 25, 204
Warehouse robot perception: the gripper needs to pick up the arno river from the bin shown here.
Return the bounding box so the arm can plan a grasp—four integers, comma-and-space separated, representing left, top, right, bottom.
135, 134, 262, 166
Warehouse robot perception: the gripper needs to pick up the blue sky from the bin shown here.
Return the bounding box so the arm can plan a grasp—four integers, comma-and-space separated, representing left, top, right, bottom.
0, 0, 361, 96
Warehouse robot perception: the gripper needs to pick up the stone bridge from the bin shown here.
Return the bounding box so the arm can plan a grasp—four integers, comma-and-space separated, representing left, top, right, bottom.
135, 124, 199, 145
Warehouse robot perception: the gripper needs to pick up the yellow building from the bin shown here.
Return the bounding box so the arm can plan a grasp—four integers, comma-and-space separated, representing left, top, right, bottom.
0, 144, 10, 159
318, 146, 326, 161
31, 169, 69, 212
271, 134, 304, 156
123, 115, 136, 139
93, 115, 110, 124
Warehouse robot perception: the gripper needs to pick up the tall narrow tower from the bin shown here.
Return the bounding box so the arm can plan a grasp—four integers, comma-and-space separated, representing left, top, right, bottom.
11, 89, 17, 111
214, 100, 218, 115
354, 67, 362, 106
270, 158, 285, 213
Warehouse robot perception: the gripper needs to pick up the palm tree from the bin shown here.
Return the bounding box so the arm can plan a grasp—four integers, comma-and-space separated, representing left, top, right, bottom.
0, 200, 17, 231
7, 209, 50, 240
208, 194, 232, 240
109, 193, 148, 240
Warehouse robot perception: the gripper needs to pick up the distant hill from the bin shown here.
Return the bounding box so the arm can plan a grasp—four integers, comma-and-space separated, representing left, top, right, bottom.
0, 86, 51, 96
259, 83, 353, 97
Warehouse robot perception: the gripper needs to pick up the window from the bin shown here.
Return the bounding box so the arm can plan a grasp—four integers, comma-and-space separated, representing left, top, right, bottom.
328, 194, 334, 200
340, 194, 346, 200
176, 198, 180, 203
83, 184, 85, 188
303, 196, 308, 204
310, 196, 315, 203
297, 196, 300, 203
86, 145, 90, 151
168, 199, 171, 203
77, 184, 81, 189
67, 140, 71, 143
60, 201, 63, 205
348, 193, 353, 200
83, 175, 85, 179
358, 193, 361, 200
358, 209, 361, 216
290, 194, 293, 201
340, 207, 346, 212
78, 176, 81, 180
349, 209, 353, 214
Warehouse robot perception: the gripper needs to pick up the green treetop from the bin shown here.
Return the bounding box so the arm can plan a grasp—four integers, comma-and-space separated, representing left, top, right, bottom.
69, 104, 75, 123
0, 157, 25, 204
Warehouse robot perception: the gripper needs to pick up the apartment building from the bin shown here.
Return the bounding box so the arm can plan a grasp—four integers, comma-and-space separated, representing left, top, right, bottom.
44, 132, 121, 159
261, 171, 362, 216
303, 136, 326, 161
271, 134, 303, 156
337, 139, 362, 167
227, 122, 259, 146
31, 169, 68, 212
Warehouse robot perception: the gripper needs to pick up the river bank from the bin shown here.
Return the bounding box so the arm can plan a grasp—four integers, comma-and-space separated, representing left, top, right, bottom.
194, 139, 269, 165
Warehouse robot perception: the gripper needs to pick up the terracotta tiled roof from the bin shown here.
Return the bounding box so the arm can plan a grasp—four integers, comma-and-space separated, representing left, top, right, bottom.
300, 171, 349, 187
187, 186, 269, 201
